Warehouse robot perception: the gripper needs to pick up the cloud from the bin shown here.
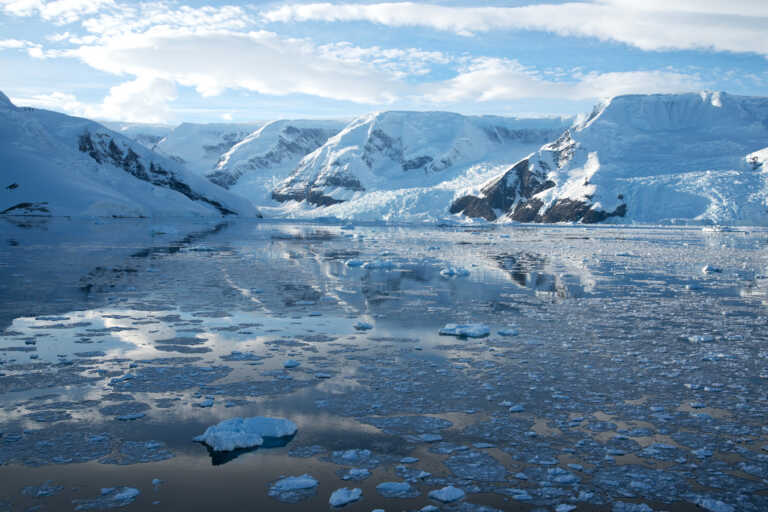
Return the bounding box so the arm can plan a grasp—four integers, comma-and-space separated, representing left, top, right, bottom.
72, 27, 404, 103
421, 58, 704, 103
13, 77, 178, 122
1, 0, 115, 24
0, 38, 34, 48
263, 1, 768, 56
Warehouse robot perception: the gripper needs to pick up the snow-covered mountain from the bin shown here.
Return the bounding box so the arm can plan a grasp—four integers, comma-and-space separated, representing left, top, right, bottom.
102, 122, 174, 150
206, 119, 345, 204
271, 111, 571, 210
452, 92, 768, 225
0, 92, 259, 218
154, 122, 264, 174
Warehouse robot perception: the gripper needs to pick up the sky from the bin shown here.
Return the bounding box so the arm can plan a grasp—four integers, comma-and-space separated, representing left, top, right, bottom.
0, 0, 766, 124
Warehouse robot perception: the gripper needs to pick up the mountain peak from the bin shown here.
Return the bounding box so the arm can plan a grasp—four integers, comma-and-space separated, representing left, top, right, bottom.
0, 91, 16, 109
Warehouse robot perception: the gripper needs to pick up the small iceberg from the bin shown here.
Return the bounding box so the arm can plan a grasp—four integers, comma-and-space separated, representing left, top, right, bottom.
439, 323, 490, 338
428, 485, 465, 503
194, 417, 297, 452
329, 487, 362, 507
268, 475, 318, 503
353, 321, 373, 331
439, 267, 470, 278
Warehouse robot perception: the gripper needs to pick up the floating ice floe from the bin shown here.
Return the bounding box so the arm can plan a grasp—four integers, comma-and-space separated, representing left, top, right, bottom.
439, 323, 490, 338
690, 497, 734, 512
362, 260, 395, 270
268, 474, 318, 503
73, 487, 140, 511
283, 359, 301, 369
194, 416, 297, 451
353, 321, 373, 331
376, 481, 419, 498
498, 328, 519, 336
428, 485, 465, 503
702, 265, 722, 274
340, 468, 370, 481
22, 481, 63, 497
688, 334, 714, 343
345, 259, 364, 267
329, 487, 362, 507
439, 267, 470, 278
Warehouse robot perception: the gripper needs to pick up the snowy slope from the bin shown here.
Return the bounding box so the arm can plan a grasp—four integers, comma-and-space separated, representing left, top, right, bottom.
0, 92, 259, 218
102, 122, 174, 150
452, 92, 768, 225
270, 111, 571, 218
154, 122, 264, 174
207, 119, 345, 204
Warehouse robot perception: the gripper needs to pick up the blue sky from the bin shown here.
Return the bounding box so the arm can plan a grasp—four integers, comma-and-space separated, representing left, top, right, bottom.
1, 0, 766, 123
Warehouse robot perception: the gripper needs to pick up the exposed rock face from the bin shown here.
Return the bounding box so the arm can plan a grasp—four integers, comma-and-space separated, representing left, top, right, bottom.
452, 92, 768, 224
451, 130, 626, 223
208, 121, 343, 190
271, 111, 570, 207
153, 122, 264, 175
78, 131, 238, 216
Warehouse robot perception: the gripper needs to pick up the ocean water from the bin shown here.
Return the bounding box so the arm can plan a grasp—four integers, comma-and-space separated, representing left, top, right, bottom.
0, 218, 766, 511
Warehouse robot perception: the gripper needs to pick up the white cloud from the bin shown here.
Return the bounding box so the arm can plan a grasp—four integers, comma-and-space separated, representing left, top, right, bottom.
263, 1, 768, 56
0, 38, 34, 48
422, 58, 704, 103
13, 77, 178, 122
72, 28, 403, 103
1, 0, 115, 24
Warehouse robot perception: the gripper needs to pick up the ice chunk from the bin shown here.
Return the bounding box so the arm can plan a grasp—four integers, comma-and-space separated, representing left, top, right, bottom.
283, 359, 301, 369
612, 503, 653, 512
22, 481, 63, 497
428, 485, 465, 503
345, 259, 364, 267
691, 497, 734, 512
439, 323, 490, 338
353, 321, 373, 331
341, 468, 371, 481
268, 474, 318, 503
194, 416, 297, 451
362, 260, 394, 269
376, 481, 419, 498
329, 487, 362, 507
73, 487, 139, 510
440, 267, 470, 278
498, 328, 519, 336
702, 265, 722, 274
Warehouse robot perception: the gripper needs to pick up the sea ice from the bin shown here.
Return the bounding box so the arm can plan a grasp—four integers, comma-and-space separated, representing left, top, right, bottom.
353, 321, 373, 330
428, 485, 465, 503
73, 487, 140, 510
340, 468, 371, 481
439, 324, 490, 338
22, 480, 63, 497
440, 267, 470, 278
329, 487, 362, 507
194, 416, 297, 451
268, 474, 318, 503
376, 481, 419, 498
283, 359, 301, 368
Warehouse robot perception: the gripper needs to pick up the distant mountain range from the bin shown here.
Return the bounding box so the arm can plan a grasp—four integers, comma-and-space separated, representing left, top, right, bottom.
2, 90, 766, 225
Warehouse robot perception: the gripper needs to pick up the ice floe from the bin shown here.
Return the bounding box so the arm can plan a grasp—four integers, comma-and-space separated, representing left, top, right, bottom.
194, 416, 297, 451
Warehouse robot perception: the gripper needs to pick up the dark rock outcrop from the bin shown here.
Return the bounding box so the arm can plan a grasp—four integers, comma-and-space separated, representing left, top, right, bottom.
78, 131, 237, 216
